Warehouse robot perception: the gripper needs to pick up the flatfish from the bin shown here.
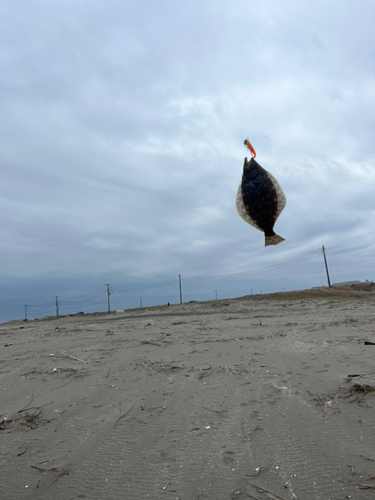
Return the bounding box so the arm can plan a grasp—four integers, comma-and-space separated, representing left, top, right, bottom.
236, 140, 286, 246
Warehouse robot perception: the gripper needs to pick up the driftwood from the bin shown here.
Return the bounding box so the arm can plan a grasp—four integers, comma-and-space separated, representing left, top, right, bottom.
59, 352, 88, 364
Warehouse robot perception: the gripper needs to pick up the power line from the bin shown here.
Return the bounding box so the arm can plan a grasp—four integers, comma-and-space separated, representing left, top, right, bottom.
59, 296, 106, 306
27, 301, 56, 311
27, 300, 56, 309
60, 298, 107, 308
16, 247, 336, 321
325, 248, 344, 281
113, 279, 177, 294
59, 286, 107, 300
58, 291, 107, 305
184, 249, 322, 281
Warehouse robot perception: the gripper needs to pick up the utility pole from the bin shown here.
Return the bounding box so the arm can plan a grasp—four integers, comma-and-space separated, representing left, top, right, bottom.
179, 274, 182, 304
106, 284, 111, 313
140, 297, 142, 308
322, 245, 331, 288
215, 290, 218, 300
24, 305, 28, 321
55, 296, 59, 317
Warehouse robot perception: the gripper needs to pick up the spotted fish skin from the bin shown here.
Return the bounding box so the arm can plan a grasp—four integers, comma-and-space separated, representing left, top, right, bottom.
236, 157, 286, 246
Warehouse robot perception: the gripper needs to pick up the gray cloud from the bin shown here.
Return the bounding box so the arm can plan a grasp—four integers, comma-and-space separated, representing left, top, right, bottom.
1, 0, 375, 320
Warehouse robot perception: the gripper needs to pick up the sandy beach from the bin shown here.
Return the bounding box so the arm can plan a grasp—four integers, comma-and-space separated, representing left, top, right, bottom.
1, 287, 375, 500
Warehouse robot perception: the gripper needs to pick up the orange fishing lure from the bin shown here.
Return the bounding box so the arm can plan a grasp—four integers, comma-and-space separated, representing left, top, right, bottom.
244, 139, 256, 158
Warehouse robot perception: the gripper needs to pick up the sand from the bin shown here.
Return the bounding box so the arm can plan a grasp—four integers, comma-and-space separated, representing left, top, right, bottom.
1, 288, 375, 500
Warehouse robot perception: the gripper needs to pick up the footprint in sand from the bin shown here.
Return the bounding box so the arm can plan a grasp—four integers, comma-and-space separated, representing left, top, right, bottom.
222, 450, 235, 465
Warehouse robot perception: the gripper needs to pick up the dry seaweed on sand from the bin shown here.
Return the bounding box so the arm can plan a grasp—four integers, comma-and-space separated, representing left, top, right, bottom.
31, 465, 59, 472
59, 351, 88, 363
350, 383, 375, 396
308, 391, 333, 415
17, 447, 27, 456
339, 475, 375, 490
17, 409, 41, 429
114, 406, 134, 428
250, 483, 289, 500
341, 377, 375, 400
246, 466, 267, 477
198, 367, 211, 379
14, 393, 55, 429
17, 391, 53, 414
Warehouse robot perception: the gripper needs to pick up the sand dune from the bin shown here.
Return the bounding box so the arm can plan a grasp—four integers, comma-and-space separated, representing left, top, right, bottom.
1, 289, 375, 499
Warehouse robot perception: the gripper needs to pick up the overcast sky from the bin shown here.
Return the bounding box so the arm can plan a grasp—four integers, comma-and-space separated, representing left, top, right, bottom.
1, 0, 375, 321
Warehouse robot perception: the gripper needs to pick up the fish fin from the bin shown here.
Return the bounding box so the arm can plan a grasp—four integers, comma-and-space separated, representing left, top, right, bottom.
265, 234, 285, 246
266, 171, 286, 219
235, 185, 262, 232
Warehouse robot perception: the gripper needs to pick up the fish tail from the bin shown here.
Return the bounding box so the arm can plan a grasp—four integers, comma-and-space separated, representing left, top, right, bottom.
265, 234, 285, 246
